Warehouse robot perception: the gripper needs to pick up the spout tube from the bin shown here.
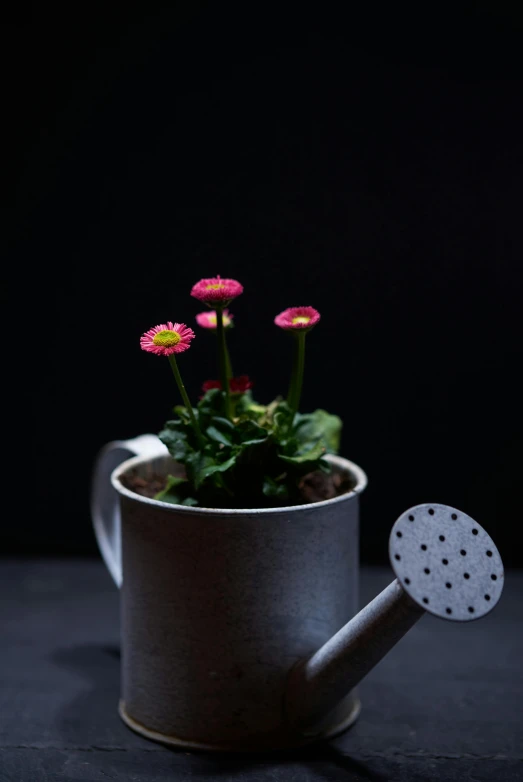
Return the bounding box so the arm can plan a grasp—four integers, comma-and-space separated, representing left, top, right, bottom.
284, 579, 424, 733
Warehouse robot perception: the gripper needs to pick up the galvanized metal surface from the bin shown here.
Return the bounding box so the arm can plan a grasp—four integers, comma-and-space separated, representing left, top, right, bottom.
118, 695, 362, 752
389, 503, 504, 621
284, 503, 505, 733
284, 580, 424, 733
90, 435, 168, 587
98, 442, 367, 750
91, 437, 505, 753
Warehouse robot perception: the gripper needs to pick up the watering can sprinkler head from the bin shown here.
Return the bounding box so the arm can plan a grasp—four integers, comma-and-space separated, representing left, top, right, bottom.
388, 502, 504, 620
285, 503, 504, 735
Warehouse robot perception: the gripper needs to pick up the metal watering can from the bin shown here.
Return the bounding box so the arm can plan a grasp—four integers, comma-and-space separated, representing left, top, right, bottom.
91, 434, 504, 752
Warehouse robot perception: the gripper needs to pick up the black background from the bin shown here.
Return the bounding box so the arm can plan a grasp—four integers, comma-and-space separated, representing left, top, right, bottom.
4, 2, 523, 565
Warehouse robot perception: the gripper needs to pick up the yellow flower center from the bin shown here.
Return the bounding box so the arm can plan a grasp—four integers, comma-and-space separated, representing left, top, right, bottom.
206, 283, 225, 290
152, 329, 181, 347
292, 316, 311, 325
208, 314, 217, 325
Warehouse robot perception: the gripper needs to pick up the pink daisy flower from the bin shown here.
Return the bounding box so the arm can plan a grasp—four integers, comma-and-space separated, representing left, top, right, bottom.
274, 306, 321, 331
190, 275, 244, 306
140, 322, 195, 356
201, 376, 253, 395
201, 379, 222, 393
195, 309, 233, 329
230, 375, 253, 394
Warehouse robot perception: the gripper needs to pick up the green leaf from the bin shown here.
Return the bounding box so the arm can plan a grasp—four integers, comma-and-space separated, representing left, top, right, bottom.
206, 425, 233, 447
205, 415, 237, 447
235, 419, 269, 444
293, 409, 342, 453
234, 436, 272, 467
196, 455, 237, 484
173, 405, 191, 422
159, 426, 191, 461
184, 452, 215, 489
157, 392, 342, 506
265, 397, 284, 419
318, 457, 332, 473
164, 474, 187, 489
154, 492, 181, 505
278, 441, 326, 465
153, 473, 188, 504
273, 402, 294, 434
262, 476, 289, 499
280, 436, 300, 456
185, 452, 237, 489
181, 497, 199, 506
211, 416, 237, 432
241, 437, 270, 447
235, 391, 266, 418
197, 387, 224, 414
161, 418, 186, 433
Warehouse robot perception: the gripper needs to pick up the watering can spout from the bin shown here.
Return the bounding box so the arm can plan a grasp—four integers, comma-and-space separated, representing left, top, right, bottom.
284, 503, 504, 735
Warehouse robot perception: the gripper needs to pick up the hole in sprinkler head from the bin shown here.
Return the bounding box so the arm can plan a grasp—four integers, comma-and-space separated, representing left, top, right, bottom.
472, 529, 478, 535
460, 549, 467, 556
442, 558, 449, 565
396, 531, 402, 538
422, 597, 429, 604
428, 508, 435, 515
424, 568, 430, 574
486, 550, 493, 557
421, 544, 427, 551
408, 514, 414, 521
484, 594, 491, 601
451, 513, 458, 520
446, 582, 452, 589
468, 606, 475, 614
464, 573, 470, 579
491, 574, 497, 581
395, 554, 401, 561
405, 577, 411, 585
439, 535, 445, 542
446, 607, 452, 615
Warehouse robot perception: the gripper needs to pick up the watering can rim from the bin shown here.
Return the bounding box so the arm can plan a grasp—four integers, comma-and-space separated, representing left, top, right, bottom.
110, 449, 368, 517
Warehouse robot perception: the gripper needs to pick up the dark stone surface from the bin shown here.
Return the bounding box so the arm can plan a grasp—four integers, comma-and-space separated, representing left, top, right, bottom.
1, 559, 522, 780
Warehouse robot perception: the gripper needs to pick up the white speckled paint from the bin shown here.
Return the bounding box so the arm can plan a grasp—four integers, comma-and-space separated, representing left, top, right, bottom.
92, 435, 367, 750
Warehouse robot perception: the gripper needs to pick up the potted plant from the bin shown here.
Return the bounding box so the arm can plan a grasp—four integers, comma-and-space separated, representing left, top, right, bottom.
132, 275, 355, 508
91, 274, 368, 751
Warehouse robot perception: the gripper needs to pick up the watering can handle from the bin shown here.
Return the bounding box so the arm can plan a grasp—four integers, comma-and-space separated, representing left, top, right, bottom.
90, 434, 167, 587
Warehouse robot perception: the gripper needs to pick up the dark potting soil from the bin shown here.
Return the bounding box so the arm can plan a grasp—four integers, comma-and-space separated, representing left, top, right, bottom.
122, 468, 356, 508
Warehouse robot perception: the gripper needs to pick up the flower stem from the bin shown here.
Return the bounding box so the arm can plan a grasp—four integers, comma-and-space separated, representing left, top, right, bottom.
215, 307, 232, 419
225, 342, 233, 379
168, 354, 204, 446
212, 325, 233, 376
287, 331, 306, 417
